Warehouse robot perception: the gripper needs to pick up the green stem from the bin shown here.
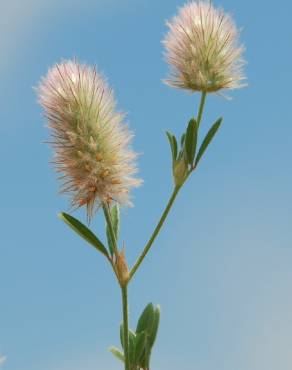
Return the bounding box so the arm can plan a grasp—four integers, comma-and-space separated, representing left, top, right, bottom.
121, 285, 130, 370
102, 203, 121, 282
103, 203, 130, 370
129, 185, 181, 281
102, 203, 118, 257
192, 91, 207, 171
196, 91, 207, 128
129, 92, 208, 281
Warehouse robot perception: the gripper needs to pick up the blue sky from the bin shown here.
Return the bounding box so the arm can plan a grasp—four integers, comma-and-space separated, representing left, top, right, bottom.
1, 0, 292, 369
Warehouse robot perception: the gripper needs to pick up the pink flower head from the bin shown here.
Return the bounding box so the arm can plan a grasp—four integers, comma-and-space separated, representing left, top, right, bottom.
163, 1, 246, 93
38, 60, 142, 220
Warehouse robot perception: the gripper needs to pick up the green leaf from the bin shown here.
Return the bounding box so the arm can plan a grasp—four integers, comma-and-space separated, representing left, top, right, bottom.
120, 327, 136, 368
166, 131, 178, 162
106, 204, 120, 256
128, 330, 136, 366
181, 133, 186, 147
140, 338, 151, 369
149, 305, 160, 348
172, 135, 178, 161
58, 212, 109, 258
195, 117, 222, 167
185, 118, 198, 166
134, 331, 147, 364
135, 304, 160, 368
136, 303, 155, 335
111, 204, 120, 238
177, 149, 184, 161
109, 347, 124, 363
120, 323, 124, 349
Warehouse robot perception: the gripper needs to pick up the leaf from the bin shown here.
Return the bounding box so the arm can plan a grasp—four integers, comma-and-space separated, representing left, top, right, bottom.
135, 304, 160, 368
120, 326, 136, 367
195, 117, 222, 167
185, 118, 198, 166
109, 347, 124, 363
128, 330, 136, 366
173, 135, 178, 160
120, 323, 124, 349
149, 305, 160, 348
106, 204, 120, 255
177, 149, 184, 161
111, 204, 120, 238
135, 331, 147, 364
58, 212, 109, 258
181, 133, 186, 147
139, 338, 151, 369
136, 303, 155, 335
166, 131, 178, 162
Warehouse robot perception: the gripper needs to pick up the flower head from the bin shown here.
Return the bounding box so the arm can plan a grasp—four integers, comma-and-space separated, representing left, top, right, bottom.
38, 60, 142, 220
163, 1, 246, 93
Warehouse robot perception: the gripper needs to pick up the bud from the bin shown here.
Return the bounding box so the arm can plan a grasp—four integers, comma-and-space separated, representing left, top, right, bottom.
115, 249, 129, 285
173, 159, 188, 186
163, 1, 246, 93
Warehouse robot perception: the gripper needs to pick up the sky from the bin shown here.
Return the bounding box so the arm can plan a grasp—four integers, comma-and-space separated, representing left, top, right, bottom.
0, 0, 292, 369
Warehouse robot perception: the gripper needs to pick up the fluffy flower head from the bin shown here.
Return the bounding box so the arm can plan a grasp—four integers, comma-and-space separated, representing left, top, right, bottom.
163, 1, 245, 92
38, 60, 141, 219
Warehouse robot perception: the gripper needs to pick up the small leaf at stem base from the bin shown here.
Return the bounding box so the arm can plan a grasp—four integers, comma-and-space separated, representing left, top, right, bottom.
109, 347, 124, 363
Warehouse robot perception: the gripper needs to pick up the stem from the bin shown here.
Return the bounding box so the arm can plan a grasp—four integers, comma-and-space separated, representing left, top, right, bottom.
102, 203, 121, 282
121, 285, 130, 370
128, 92, 208, 281
191, 91, 208, 171
102, 203, 118, 257
103, 203, 130, 370
129, 185, 181, 281
196, 91, 207, 128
